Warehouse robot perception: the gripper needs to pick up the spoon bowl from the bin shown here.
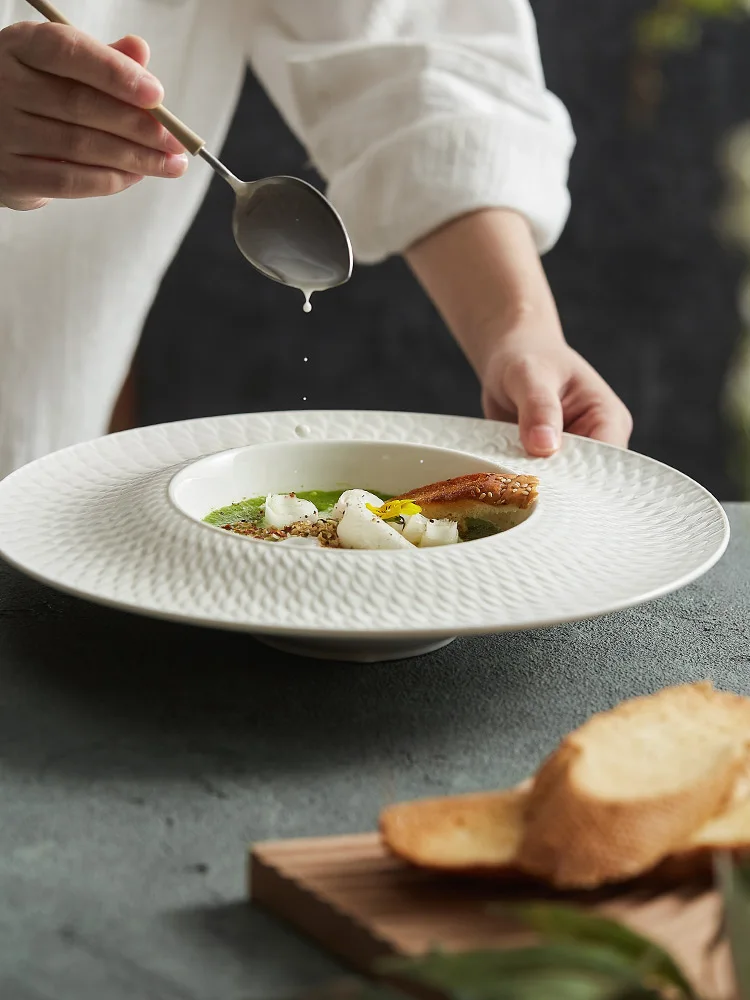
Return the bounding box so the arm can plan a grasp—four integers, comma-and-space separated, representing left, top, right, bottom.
231, 175, 353, 297
199, 149, 352, 300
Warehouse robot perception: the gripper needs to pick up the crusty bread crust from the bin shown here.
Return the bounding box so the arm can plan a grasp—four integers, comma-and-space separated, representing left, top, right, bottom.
379, 682, 750, 891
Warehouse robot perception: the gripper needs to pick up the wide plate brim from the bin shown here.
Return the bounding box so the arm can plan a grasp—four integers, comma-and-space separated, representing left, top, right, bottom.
0, 410, 729, 640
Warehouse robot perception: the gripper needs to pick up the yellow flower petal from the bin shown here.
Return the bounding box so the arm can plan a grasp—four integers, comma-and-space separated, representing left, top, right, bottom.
366, 499, 422, 520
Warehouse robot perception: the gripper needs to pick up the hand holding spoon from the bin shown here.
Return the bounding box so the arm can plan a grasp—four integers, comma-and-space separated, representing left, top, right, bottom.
24, 0, 353, 308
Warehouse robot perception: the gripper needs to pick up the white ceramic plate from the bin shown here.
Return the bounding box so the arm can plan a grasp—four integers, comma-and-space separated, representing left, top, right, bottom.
0, 410, 729, 662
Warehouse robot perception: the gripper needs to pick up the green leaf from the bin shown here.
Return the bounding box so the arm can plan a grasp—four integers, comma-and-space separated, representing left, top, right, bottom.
715, 852, 750, 1000
497, 903, 698, 1000
379, 944, 658, 1000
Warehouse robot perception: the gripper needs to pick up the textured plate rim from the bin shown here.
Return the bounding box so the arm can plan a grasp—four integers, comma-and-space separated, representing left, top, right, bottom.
0, 409, 731, 640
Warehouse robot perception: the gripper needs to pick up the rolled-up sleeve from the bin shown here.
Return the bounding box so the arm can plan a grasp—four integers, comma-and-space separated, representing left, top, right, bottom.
247, 0, 575, 263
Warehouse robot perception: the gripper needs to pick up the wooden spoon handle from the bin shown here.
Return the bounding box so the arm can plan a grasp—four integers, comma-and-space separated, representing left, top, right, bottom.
24, 0, 206, 155
146, 107, 205, 156
22, 0, 72, 24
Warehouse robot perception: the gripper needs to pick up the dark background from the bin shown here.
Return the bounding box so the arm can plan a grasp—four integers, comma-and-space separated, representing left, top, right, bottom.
136, 0, 750, 501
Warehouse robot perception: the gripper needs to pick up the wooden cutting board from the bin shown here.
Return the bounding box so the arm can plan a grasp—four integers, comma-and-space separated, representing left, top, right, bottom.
249, 833, 735, 999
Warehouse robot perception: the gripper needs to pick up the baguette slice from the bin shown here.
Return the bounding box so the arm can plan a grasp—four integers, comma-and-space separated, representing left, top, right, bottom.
517, 682, 750, 888
380, 783, 750, 887
654, 796, 750, 881
380, 683, 750, 890
379, 785, 529, 880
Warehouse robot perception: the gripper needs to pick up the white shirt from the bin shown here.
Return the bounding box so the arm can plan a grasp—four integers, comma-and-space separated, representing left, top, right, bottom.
0, 0, 574, 476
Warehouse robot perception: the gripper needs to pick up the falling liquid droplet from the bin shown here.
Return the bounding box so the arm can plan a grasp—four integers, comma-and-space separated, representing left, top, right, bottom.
302, 396, 307, 401
303, 357, 308, 363
294, 424, 311, 439
302, 291, 313, 314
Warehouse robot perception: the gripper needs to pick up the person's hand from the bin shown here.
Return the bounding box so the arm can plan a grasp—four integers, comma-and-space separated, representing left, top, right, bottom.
480, 322, 632, 457
0, 21, 187, 211
406, 208, 632, 458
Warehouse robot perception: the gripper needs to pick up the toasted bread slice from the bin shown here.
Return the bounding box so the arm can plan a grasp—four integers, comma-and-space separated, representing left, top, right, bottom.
379, 786, 528, 880
517, 682, 750, 888
392, 472, 538, 530
380, 683, 750, 890
654, 796, 750, 881
380, 782, 750, 888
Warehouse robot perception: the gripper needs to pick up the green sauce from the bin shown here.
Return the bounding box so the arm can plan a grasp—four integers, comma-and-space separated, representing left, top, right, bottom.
203, 489, 386, 527
203, 496, 265, 527
461, 517, 502, 542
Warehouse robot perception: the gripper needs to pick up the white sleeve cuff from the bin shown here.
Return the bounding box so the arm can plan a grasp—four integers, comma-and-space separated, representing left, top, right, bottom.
248, 4, 576, 265
325, 103, 574, 264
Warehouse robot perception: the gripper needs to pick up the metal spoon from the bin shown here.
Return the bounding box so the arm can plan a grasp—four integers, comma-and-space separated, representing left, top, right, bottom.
25, 0, 354, 306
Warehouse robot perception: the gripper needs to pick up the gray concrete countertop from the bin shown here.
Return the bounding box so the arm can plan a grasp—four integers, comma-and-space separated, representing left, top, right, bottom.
0, 504, 748, 1000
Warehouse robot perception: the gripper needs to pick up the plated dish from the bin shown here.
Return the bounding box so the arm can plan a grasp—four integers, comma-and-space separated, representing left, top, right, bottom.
0, 410, 730, 662
205, 471, 539, 550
